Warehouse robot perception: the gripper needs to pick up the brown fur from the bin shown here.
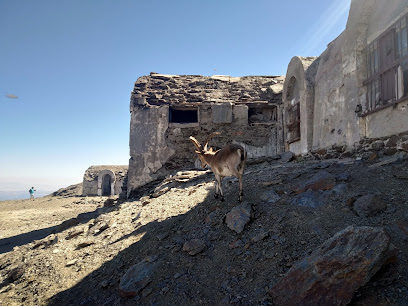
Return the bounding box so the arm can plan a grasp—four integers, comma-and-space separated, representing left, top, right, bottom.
189, 135, 247, 201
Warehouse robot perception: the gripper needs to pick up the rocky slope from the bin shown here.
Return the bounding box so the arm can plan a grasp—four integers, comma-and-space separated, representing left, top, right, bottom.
1, 153, 408, 305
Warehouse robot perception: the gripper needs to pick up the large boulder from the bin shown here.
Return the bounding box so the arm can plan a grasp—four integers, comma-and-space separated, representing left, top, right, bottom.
269, 226, 391, 306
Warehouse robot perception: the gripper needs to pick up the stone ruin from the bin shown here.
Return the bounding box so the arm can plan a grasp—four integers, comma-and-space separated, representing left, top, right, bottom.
82, 165, 128, 197
127, 73, 285, 196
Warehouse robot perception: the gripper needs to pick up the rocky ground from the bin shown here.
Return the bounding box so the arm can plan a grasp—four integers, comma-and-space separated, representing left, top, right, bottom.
0, 153, 408, 305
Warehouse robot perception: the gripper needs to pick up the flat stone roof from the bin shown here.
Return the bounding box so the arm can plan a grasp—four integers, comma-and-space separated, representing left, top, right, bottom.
131, 72, 284, 107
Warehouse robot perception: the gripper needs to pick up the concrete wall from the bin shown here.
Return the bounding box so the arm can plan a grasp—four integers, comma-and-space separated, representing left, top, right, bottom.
366, 0, 408, 44
364, 100, 408, 138
284, 0, 408, 153
312, 31, 361, 149
128, 104, 175, 195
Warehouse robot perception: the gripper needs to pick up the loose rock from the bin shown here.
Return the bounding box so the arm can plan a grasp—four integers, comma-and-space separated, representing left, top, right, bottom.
119, 260, 159, 297
292, 171, 336, 194
182, 239, 206, 256
260, 189, 281, 204
291, 189, 327, 208
280, 151, 295, 163
353, 194, 387, 217
269, 226, 391, 306
225, 203, 252, 234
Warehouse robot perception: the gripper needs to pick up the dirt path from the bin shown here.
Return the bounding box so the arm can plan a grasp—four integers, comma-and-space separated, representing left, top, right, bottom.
0, 197, 101, 254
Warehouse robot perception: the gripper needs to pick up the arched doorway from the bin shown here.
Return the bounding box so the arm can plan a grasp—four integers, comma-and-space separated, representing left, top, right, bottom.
286, 76, 301, 144
102, 174, 112, 196
97, 169, 116, 196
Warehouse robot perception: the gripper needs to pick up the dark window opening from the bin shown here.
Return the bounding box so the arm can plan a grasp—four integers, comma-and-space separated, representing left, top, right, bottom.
287, 102, 301, 143
169, 107, 198, 123
365, 13, 408, 113
248, 106, 277, 124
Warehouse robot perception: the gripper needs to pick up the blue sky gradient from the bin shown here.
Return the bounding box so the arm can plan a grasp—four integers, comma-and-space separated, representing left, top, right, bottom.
0, 0, 351, 196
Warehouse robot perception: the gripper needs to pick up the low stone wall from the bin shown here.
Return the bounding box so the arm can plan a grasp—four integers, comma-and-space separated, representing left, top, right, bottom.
308, 133, 408, 161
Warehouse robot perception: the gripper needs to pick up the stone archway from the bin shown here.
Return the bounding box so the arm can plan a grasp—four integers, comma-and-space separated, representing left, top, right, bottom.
97, 170, 116, 196
102, 174, 112, 196
286, 77, 301, 144
283, 56, 318, 155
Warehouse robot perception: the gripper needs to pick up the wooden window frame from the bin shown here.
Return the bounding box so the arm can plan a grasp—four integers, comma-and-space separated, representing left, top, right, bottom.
363, 13, 408, 116
287, 102, 301, 144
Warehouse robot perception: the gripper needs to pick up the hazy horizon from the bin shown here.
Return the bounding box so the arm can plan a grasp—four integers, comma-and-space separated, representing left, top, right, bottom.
0, 176, 82, 201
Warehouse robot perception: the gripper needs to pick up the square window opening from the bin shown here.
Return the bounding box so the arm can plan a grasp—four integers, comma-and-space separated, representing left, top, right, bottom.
248, 106, 277, 124
169, 107, 198, 124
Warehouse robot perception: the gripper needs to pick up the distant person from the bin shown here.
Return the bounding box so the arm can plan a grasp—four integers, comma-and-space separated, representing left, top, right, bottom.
29, 187, 36, 200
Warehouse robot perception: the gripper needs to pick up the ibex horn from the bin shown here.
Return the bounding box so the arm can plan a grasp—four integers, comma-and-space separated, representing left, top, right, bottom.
189, 136, 203, 153
204, 132, 221, 151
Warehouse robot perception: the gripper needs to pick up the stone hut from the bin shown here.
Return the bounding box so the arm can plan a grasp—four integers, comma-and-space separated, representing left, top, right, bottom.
83, 166, 128, 196
283, 0, 408, 155
127, 73, 285, 195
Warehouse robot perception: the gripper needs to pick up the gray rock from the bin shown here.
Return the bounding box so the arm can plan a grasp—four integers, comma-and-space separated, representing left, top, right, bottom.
260, 189, 281, 204
385, 135, 398, 147
229, 239, 245, 249
65, 229, 84, 240
292, 171, 336, 194
331, 183, 348, 195
398, 140, 408, 152
74, 242, 94, 250
291, 189, 327, 208
119, 260, 159, 297
372, 140, 385, 151
269, 226, 391, 306
353, 194, 387, 217
250, 230, 269, 243
225, 203, 252, 233
336, 171, 350, 182
384, 147, 398, 156
280, 151, 295, 163
66, 259, 78, 267
182, 239, 206, 255
313, 162, 331, 169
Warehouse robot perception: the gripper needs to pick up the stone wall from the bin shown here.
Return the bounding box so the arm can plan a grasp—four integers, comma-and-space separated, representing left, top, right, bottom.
309, 133, 408, 161
83, 166, 128, 197
128, 73, 285, 195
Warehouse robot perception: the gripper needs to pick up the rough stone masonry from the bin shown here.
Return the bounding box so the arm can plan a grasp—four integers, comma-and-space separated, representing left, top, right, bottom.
127, 73, 285, 196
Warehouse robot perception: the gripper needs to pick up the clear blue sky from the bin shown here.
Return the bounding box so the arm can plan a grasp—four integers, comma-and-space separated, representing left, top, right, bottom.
0, 0, 351, 194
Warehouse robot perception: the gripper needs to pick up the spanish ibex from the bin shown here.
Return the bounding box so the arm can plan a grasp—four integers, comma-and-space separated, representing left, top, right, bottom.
189, 132, 247, 201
